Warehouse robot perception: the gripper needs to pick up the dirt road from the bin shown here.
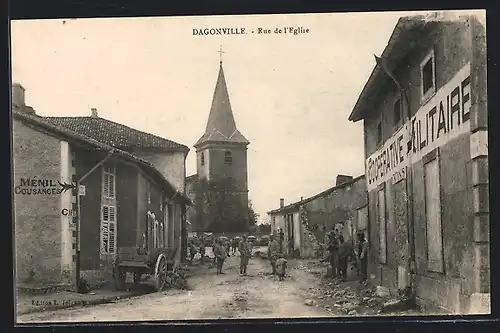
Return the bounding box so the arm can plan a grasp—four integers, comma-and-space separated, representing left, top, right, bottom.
17, 250, 331, 323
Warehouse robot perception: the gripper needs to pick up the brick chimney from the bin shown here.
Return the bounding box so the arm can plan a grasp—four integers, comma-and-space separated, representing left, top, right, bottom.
280, 198, 284, 208
91, 108, 98, 117
336, 174, 353, 186
12, 83, 35, 115
12, 83, 25, 109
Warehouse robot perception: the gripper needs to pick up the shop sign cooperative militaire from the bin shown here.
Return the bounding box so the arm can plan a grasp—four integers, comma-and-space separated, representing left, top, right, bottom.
366, 63, 472, 192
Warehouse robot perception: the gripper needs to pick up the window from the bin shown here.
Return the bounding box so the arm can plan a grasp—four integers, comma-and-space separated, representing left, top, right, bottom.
378, 187, 387, 264
102, 165, 116, 199
224, 151, 232, 164
201, 152, 205, 166
101, 205, 117, 254
421, 49, 436, 102
394, 98, 402, 128
425, 157, 444, 272
147, 182, 151, 205
377, 122, 382, 146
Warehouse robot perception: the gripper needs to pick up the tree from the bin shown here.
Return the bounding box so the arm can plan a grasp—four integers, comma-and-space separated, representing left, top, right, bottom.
193, 177, 251, 233
247, 200, 259, 227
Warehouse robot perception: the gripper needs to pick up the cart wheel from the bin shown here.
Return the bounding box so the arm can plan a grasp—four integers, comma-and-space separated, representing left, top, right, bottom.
113, 266, 126, 291
133, 272, 142, 284
154, 254, 168, 292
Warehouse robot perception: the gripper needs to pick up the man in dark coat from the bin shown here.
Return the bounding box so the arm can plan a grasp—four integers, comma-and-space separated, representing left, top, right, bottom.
357, 231, 369, 281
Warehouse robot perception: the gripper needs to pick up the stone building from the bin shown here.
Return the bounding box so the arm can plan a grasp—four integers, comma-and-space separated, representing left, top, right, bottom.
347, 14, 488, 314
186, 59, 250, 233
267, 175, 367, 258
12, 84, 190, 291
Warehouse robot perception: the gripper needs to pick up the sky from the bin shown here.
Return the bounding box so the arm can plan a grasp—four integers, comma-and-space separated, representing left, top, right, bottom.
11, 11, 445, 223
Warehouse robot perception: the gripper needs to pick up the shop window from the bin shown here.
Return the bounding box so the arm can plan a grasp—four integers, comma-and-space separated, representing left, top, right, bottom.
224, 151, 232, 165
421, 48, 436, 103
424, 155, 444, 273
378, 186, 387, 264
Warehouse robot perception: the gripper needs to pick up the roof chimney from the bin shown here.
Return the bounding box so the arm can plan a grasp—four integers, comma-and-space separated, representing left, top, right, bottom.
12, 83, 25, 109
12, 83, 36, 115
91, 108, 98, 117
336, 174, 353, 186
279, 198, 284, 208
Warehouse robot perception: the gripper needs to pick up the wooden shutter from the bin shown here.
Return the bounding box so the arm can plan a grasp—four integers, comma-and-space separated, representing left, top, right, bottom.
109, 173, 115, 198
378, 188, 387, 264
425, 159, 443, 272
101, 205, 109, 253
108, 206, 116, 253
103, 172, 110, 198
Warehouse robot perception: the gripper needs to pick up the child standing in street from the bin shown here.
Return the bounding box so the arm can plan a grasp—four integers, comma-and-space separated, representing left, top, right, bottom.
276, 254, 288, 281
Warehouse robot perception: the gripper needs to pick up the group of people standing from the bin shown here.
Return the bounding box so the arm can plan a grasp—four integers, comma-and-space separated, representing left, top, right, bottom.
212, 235, 253, 275
324, 227, 368, 281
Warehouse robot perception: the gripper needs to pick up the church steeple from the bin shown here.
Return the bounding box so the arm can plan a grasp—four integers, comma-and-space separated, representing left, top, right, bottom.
195, 56, 249, 148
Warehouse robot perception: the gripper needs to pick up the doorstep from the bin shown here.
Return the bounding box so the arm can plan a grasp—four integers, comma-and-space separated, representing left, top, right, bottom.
16, 287, 144, 315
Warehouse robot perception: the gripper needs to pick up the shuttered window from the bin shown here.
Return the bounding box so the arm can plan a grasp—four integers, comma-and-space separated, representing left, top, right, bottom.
102, 165, 116, 199
159, 222, 164, 248
154, 218, 159, 248
378, 187, 387, 264
101, 205, 117, 254
425, 158, 444, 273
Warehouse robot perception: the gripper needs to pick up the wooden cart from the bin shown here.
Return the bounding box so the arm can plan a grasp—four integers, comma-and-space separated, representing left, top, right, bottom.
112, 211, 178, 292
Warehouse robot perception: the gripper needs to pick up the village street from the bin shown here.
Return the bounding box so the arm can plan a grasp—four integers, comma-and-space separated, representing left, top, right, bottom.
17, 247, 413, 323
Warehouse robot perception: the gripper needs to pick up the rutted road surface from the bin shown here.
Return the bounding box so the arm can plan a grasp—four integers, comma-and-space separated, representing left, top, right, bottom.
18, 248, 331, 323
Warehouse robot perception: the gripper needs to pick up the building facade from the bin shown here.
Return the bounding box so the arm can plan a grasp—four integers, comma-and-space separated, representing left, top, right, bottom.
12, 85, 190, 290
186, 60, 250, 233
348, 14, 488, 314
268, 175, 367, 258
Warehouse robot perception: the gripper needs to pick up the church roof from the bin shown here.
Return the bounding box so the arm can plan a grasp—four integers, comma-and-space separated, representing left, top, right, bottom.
195, 62, 249, 147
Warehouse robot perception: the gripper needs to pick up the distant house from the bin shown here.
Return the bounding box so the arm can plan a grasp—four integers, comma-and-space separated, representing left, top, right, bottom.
267, 175, 367, 258
12, 84, 190, 291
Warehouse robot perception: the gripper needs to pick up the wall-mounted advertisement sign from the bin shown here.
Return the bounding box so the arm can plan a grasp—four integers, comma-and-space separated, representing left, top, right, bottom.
366, 63, 471, 191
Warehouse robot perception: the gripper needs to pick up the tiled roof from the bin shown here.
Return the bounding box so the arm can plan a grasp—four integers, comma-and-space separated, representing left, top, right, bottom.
45, 116, 189, 152
13, 110, 191, 205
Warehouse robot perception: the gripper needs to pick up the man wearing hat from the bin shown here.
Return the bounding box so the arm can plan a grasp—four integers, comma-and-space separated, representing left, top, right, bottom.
238, 234, 251, 275
356, 231, 369, 281
267, 234, 280, 275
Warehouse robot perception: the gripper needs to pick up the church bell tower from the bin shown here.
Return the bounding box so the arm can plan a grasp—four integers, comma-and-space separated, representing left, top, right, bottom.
194, 47, 250, 226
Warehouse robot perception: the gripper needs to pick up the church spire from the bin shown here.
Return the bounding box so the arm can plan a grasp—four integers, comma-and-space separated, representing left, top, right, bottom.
195, 51, 249, 147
